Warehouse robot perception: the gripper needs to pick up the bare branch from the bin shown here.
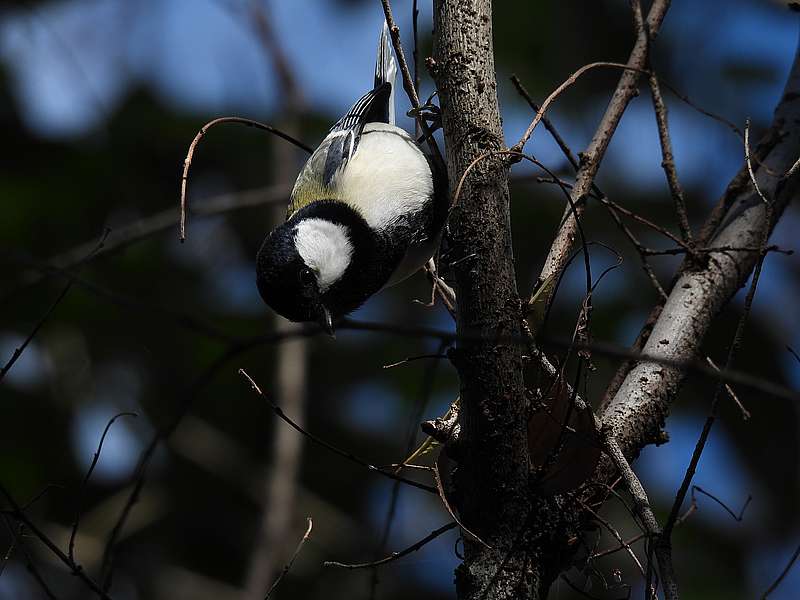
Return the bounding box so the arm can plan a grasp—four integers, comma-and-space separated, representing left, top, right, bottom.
648, 69, 693, 244
263, 517, 313, 600
0, 482, 114, 600
432, 455, 489, 548
660, 118, 775, 559
761, 542, 800, 600
600, 29, 800, 461
379, 0, 419, 107
379, 0, 445, 166
535, 0, 672, 292
324, 522, 456, 570
99, 332, 320, 590
512, 61, 650, 154
382, 353, 448, 370
581, 502, 645, 576
6, 185, 286, 302
339, 319, 800, 402
0, 282, 71, 383
238, 369, 437, 494
602, 434, 677, 600
179, 117, 311, 241
692, 486, 751, 522
2, 228, 110, 381
705, 357, 750, 420
69, 412, 138, 564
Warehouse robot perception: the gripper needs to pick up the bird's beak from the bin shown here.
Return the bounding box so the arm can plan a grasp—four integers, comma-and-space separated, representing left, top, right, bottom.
318, 306, 336, 339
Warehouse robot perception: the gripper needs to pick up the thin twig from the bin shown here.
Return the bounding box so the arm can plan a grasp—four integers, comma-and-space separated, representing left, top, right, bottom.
336, 321, 800, 403
432, 456, 490, 548
2, 228, 110, 381
602, 433, 677, 600
534, 0, 672, 293
660, 118, 774, 594
0, 283, 71, 383
599, 197, 689, 249
745, 118, 770, 206
760, 542, 800, 599
17, 263, 236, 343
69, 412, 138, 564
382, 354, 448, 369
263, 517, 313, 600
640, 3, 693, 247
0, 515, 18, 578
599, 201, 668, 300
648, 71, 693, 243
239, 369, 437, 494
379, 0, 419, 107
99, 331, 319, 590
705, 357, 750, 420
512, 61, 650, 153
510, 75, 586, 180
379, 0, 444, 167
412, 0, 420, 139
785, 155, 800, 179
692, 485, 751, 522
789, 346, 800, 364
581, 502, 645, 576
179, 117, 312, 241
4, 185, 287, 303
372, 340, 445, 598
17, 530, 58, 600
591, 500, 696, 560
324, 522, 456, 569
0, 482, 114, 600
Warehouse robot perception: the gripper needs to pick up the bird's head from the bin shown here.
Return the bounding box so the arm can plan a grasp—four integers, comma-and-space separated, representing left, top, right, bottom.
256, 201, 377, 335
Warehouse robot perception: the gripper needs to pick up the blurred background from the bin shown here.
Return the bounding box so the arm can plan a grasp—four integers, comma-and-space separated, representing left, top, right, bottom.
0, 0, 798, 598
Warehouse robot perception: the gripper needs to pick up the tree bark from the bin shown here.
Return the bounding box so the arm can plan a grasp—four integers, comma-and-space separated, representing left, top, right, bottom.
601, 30, 800, 461
433, 2, 800, 598
432, 2, 560, 598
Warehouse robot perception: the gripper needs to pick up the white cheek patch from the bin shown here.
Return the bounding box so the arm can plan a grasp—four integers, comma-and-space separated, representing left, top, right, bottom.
293, 218, 354, 292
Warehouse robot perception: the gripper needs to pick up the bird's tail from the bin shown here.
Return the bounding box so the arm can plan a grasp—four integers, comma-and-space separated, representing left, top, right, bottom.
374, 21, 398, 125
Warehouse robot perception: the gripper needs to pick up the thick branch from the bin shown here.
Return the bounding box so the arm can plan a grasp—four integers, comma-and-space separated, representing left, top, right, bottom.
601, 28, 800, 461
536, 0, 672, 289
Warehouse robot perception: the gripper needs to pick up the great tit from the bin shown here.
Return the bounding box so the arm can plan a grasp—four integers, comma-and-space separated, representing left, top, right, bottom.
256, 22, 446, 335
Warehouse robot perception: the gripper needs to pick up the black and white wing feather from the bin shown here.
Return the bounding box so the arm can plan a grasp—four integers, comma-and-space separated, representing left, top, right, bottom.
288, 23, 398, 217
324, 22, 397, 180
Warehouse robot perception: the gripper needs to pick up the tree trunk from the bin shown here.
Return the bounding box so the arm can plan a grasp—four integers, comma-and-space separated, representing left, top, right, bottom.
433, 1, 800, 598
432, 1, 544, 597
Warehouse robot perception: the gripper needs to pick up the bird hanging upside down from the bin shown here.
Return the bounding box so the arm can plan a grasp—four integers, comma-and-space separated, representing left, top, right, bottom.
255, 22, 447, 336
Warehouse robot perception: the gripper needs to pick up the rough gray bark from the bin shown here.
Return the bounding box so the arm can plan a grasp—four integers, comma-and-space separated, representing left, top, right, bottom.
431, 2, 800, 599
431, 1, 539, 598
593, 31, 800, 600
601, 35, 800, 460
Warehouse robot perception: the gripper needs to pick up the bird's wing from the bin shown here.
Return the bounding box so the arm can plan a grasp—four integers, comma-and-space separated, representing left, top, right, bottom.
287, 23, 398, 219
374, 21, 397, 125
322, 83, 392, 181
287, 136, 337, 218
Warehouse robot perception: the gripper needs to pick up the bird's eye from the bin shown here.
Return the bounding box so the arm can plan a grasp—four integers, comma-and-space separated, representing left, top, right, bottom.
299, 267, 316, 287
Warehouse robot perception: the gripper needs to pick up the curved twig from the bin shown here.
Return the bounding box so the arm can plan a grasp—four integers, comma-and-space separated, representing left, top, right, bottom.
179, 117, 312, 241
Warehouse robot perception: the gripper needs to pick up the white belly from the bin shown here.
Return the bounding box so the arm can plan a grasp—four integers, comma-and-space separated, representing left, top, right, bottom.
338, 123, 434, 232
